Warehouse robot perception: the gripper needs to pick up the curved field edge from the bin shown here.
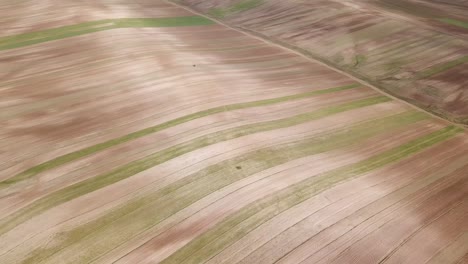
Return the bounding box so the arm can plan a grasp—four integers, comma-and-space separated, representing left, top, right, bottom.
1, 83, 359, 187
161, 125, 463, 264
0, 94, 386, 236
20, 110, 434, 263
0, 16, 214, 51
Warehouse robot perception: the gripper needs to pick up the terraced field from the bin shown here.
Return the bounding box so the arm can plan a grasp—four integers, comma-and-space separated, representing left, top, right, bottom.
178, 0, 468, 125
1, 0, 467, 263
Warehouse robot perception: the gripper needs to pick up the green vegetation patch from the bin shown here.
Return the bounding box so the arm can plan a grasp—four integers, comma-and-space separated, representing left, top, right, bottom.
209, 0, 264, 18
418, 55, 468, 78
353, 54, 367, 68
1, 84, 359, 188
439, 18, 468, 29
209, 8, 228, 18
230, 0, 263, 13
162, 125, 462, 264
112, 16, 213, 28
0, 94, 387, 237
0, 16, 214, 51
20, 110, 428, 264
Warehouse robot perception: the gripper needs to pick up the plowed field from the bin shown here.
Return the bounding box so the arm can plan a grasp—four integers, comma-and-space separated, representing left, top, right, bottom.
0, 1, 467, 263
179, 0, 468, 124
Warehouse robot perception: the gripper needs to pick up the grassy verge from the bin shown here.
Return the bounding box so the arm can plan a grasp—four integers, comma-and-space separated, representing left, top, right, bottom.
162, 125, 462, 264
0, 16, 214, 51
1, 84, 359, 187
0, 95, 388, 236
21, 111, 428, 264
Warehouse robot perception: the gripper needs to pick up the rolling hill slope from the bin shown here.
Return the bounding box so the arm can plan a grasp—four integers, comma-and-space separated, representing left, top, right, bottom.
0, 0, 467, 263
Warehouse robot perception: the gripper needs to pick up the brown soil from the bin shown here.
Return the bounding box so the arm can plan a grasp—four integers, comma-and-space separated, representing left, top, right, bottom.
110, 120, 445, 264
1, 1, 467, 263
177, 0, 468, 124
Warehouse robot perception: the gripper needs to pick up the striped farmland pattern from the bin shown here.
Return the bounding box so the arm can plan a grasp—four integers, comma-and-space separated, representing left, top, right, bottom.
0, 0, 467, 263
178, 0, 468, 124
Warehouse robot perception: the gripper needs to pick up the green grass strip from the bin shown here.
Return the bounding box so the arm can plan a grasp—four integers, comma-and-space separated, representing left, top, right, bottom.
162, 125, 462, 264
418, 55, 468, 78
20, 110, 428, 264
1, 84, 359, 187
0, 95, 386, 237
439, 18, 468, 29
209, 0, 264, 18
0, 16, 214, 51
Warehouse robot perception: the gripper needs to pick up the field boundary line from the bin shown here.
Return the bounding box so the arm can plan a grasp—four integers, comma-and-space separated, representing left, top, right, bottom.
165, 0, 468, 131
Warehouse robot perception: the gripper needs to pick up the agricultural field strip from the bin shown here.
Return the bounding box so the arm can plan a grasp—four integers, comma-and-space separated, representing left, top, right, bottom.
418, 55, 468, 78
0, 30, 258, 96
2, 88, 375, 213
0, 102, 405, 223
240, 169, 467, 263
208, 0, 264, 18
304, 11, 463, 78
0, 83, 359, 187
374, 200, 468, 264
0, 75, 344, 184
207, 137, 468, 264
0, 44, 280, 89
0, 47, 328, 169
5, 111, 449, 263
157, 125, 462, 264
0, 100, 406, 261
296, 186, 468, 264
264, 148, 468, 264
0, 16, 214, 51
0, 56, 316, 155
124, 5, 468, 260
322, 2, 468, 73
426, 232, 468, 264
180, 0, 468, 123
80, 130, 440, 263
0, 40, 274, 81
1, 104, 395, 226
340, 22, 462, 77
327, 172, 468, 264
408, 210, 468, 264
0, 87, 375, 221
91, 121, 433, 262
0, 52, 297, 119
99, 120, 442, 263
2, 57, 315, 94
439, 18, 468, 29
0, 94, 391, 237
